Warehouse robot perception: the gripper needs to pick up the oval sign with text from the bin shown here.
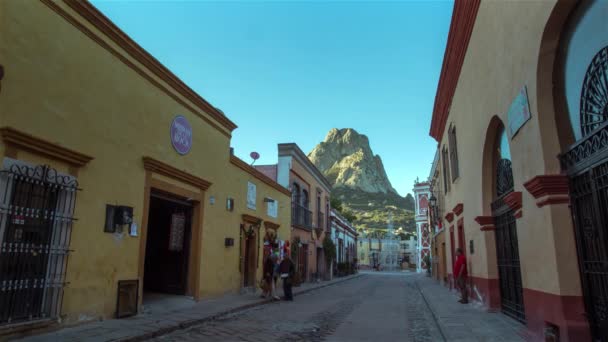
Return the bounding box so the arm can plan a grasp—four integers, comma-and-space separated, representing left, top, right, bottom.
171, 115, 192, 155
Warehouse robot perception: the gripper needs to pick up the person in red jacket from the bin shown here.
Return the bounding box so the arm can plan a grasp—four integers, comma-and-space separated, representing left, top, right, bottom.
453, 248, 468, 304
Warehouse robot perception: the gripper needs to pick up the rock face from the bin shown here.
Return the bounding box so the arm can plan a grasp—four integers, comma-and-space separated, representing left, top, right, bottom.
308, 128, 398, 194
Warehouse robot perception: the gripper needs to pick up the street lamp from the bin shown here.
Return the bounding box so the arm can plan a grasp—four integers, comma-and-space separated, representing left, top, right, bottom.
428, 192, 439, 233
429, 194, 437, 207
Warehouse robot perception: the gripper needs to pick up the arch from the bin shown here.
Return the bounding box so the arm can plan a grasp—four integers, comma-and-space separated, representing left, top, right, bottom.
481, 116, 508, 215
536, 0, 579, 158
535, 0, 608, 157
302, 189, 309, 208
418, 195, 428, 216
292, 182, 300, 205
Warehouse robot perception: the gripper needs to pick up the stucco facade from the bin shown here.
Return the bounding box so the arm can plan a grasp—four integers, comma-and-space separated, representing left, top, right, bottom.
0, 0, 291, 331
330, 209, 357, 265
429, 0, 608, 340
262, 143, 332, 282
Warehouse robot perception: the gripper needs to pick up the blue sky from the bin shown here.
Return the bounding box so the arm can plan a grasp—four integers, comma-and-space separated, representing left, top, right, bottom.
92, 0, 453, 196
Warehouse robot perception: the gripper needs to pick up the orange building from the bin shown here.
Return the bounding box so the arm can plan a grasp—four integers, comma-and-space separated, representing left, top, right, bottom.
256, 144, 332, 283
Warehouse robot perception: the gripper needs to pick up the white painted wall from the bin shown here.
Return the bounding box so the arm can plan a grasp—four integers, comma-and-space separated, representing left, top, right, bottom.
277, 156, 292, 188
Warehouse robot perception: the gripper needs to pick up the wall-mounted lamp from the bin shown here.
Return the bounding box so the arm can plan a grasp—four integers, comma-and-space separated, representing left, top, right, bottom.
104, 204, 134, 233
429, 194, 437, 207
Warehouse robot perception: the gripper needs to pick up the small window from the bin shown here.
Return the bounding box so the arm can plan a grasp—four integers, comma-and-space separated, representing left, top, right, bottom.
441, 146, 451, 194
448, 125, 459, 181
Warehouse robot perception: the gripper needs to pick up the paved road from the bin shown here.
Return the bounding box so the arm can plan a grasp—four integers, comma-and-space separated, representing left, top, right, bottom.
151, 272, 444, 342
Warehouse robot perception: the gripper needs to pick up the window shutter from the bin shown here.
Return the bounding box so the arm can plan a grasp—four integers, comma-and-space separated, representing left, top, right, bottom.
449, 126, 460, 181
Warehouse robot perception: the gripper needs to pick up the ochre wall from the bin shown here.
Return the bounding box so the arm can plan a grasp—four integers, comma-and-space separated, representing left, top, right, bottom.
289, 157, 331, 278
438, 0, 581, 297
0, 0, 290, 324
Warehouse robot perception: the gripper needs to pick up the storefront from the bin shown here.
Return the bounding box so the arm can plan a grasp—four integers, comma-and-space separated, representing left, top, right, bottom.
0, 0, 291, 333
429, 0, 608, 340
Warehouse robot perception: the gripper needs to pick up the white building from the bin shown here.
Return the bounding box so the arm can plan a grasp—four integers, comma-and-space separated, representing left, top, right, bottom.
413, 181, 431, 272
330, 209, 358, 264
400, 236, 417, 266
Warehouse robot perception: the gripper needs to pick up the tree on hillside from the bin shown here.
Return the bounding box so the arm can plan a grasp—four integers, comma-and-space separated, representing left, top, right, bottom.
330, 195, 357, 223
330, 196, 343, 212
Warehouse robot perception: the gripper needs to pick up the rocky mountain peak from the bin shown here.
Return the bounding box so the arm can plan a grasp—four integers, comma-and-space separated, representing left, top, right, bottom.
308, 128, 398, 194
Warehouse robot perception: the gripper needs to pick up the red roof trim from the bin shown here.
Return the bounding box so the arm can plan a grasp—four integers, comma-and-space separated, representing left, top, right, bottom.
445, 212, 455, 223
523, 175, 569, 198
429, 0, 481, 141
452, 203, 464, 216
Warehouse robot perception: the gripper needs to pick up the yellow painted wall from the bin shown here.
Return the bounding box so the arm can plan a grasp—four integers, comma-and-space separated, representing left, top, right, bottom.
0, 0, 290, 324
437, 0, 581, 296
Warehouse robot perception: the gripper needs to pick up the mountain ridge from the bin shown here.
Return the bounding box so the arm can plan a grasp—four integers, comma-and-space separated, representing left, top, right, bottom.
308, 128, 415, 234
308, 128, 398, 194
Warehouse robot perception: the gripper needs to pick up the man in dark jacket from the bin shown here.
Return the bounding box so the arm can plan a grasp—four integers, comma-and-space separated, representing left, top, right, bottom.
279, 255, 295, 301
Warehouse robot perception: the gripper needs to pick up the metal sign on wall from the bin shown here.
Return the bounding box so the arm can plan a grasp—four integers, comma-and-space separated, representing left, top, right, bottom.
171, 115, 192, 155
507, 86, 532, 139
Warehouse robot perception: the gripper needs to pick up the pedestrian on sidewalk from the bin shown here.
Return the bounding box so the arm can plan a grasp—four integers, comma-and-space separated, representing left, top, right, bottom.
279, 255, 295, 301
272, 254, 281, 300
262, 254, 274, 298
454, 248, 468, 304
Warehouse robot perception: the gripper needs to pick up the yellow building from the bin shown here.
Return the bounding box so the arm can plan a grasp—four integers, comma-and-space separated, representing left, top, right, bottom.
0, 0, 291, 333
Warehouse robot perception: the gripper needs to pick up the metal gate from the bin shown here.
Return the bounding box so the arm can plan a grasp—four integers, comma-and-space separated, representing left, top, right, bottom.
492, 158, 526, 322
561, 122, 608, 340
0, 162, 78, 325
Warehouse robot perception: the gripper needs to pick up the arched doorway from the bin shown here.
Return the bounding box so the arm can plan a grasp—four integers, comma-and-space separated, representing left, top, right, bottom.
491, 125, 525, 323
555, 1, 608, 339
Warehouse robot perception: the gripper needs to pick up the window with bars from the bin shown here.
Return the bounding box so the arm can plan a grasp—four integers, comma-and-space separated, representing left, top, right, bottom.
441, 146, 451, 194
448, 125, 460, 181
0, 158, 78, 325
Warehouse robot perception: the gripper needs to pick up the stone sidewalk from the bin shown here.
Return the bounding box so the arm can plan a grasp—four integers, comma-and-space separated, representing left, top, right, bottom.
13, 275, 361, 342
416, 275, 525, 342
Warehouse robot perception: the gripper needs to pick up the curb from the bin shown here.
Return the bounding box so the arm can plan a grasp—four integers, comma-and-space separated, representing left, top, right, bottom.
415, 277, 448, 342
119, 274, 363, 342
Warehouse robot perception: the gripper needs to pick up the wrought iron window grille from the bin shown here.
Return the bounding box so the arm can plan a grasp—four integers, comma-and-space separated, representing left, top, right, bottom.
0, 162, 79, 326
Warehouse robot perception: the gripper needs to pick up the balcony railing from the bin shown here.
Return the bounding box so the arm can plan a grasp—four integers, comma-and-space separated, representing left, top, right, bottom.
292, 204, 312, 228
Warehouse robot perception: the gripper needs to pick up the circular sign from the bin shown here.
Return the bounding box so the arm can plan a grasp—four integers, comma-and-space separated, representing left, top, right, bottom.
250, 152, 260, 160
170, 115, 192, 155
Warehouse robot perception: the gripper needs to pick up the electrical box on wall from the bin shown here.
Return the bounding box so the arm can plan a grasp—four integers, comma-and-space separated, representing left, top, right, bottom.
105, 204, 134, 233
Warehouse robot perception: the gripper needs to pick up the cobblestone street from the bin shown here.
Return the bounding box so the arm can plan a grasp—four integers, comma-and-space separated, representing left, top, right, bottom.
150, 272, 444, 342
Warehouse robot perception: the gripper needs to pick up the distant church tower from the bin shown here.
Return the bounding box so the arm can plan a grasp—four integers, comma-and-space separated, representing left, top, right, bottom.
413, 180, 431, 273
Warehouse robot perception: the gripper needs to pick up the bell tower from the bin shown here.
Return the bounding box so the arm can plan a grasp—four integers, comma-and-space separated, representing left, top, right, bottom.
413, 180, 431, 273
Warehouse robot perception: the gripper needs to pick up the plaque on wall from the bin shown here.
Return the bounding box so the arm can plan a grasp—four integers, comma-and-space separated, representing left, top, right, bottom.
507, 86, 532, 139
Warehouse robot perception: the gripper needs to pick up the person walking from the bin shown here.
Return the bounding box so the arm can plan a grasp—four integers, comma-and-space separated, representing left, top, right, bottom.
454, 248, 468, 304
279, 255, 295, 301
272, 254, 281, 300
262, 254, 274, 298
